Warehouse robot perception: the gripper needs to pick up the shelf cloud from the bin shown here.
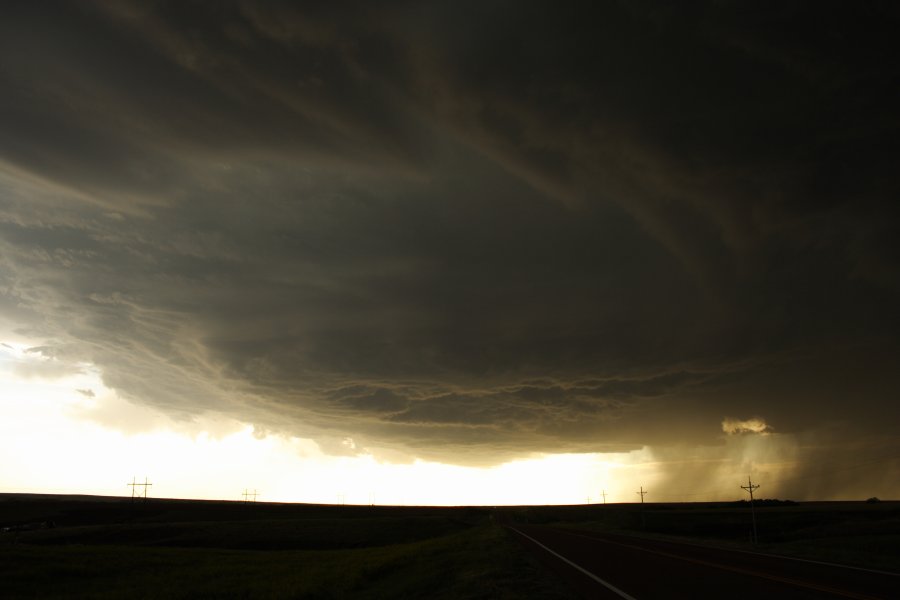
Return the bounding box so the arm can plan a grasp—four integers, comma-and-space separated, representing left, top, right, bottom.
1, 1, 898, 487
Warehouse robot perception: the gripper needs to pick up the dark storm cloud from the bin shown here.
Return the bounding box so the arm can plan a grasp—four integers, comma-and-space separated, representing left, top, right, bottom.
1, 1, 898, 477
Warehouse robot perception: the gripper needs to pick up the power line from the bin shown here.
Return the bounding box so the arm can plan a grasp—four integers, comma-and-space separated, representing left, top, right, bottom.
127, 476, 152, 502
636, 486, 647, 503
636, 485, 647, 529
741, 476, 760, 544
622, 447, 900, 502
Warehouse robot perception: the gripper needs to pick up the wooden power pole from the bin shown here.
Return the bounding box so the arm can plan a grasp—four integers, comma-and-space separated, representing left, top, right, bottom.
741, 476, 760, 544
127, 477, 152, 502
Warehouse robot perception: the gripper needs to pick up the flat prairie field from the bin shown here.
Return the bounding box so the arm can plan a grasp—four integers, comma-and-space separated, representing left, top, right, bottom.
0, 495, 574, 599
2, 495, 897, 598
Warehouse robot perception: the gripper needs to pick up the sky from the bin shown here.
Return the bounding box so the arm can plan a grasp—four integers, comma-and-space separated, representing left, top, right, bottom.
1, 2, 898, 505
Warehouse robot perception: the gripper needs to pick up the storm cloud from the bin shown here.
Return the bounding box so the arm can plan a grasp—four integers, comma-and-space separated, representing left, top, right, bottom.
1, 2, 898, 488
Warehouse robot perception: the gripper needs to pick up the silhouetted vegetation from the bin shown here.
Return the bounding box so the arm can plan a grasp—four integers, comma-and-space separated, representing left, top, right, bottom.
730, 498, 797, 507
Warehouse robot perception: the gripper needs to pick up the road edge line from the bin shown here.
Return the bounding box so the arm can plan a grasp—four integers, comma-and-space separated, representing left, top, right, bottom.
508, 526, 638, 600
553, 527, 900, 578
552, 528, 880, 600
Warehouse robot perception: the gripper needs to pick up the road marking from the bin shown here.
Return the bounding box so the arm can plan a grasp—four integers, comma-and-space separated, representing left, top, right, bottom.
555, 528, 883, 600
731, 551, 899, 578
509, 526, 638, 600
573, 529, 899, 578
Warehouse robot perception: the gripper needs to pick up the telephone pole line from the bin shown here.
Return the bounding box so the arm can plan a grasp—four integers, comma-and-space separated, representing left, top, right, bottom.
242, 489, 258, 503
636, 486, 647, 503
127, 477, 152, 502
601, 489, 607, 504
741, 476, 760, 544
636, 486, 647, 529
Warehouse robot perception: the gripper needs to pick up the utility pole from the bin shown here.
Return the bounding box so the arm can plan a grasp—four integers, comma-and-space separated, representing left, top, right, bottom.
242, 489, 258, 503
741, 476, 760, 544
602, 489, 607, 504
127, 477, 152, 502
636, 486, 647, 529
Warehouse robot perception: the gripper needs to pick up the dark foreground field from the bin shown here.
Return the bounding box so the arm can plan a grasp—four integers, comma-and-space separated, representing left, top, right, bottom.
506, 499, 900, 574
0, 495, 573, 599
2, 495, 897, 598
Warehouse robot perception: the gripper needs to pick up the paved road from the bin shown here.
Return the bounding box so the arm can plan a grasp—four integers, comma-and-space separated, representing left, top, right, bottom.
509, 525, 898, 599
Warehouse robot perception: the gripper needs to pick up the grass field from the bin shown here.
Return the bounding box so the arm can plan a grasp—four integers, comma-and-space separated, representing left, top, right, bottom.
0, 495, 574, 599
1, 525, 574, 599
3, 495, 897, 598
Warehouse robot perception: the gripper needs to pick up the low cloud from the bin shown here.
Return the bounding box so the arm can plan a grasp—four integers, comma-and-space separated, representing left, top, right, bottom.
722, 417, 773, 436
6, 353, 83, 381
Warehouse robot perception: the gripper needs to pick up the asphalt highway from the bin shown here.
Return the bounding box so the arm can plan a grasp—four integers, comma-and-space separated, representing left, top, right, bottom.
509, 525, 898, 599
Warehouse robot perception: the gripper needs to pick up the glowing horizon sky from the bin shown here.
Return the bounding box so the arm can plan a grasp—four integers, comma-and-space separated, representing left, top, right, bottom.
0, 340, 643, 505
2, 340, 891, 505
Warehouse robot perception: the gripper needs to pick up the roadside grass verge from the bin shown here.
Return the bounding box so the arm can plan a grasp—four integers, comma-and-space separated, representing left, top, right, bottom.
539, 505, 900, 573
0, 524, 574, 599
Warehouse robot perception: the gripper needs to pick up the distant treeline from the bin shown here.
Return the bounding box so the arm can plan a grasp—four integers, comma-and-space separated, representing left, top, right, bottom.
729, 499, 796, 507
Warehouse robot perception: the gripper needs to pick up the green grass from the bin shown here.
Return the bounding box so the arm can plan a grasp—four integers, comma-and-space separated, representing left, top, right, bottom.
19, 516, 471, 550
0, 496, 576, 598
16, 496, 896, 597
0, 524, 575, 599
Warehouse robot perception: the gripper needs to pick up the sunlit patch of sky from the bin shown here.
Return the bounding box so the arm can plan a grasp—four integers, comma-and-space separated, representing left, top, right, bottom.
0, 338, 817, 505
